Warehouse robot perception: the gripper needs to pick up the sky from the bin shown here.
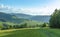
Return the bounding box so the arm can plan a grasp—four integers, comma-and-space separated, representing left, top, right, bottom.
0, 0, 60, 15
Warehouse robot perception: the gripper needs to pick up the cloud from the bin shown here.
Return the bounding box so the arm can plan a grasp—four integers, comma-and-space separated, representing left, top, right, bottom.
0, 0, 60, 15
0, 4, 18, 13
0, 4, 56, 15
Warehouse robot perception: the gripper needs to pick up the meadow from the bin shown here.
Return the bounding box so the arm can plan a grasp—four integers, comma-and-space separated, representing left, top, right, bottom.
0, 28, 60, 37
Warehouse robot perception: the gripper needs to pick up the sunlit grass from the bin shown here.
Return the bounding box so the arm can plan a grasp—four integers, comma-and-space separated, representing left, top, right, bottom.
0, 28, 60, 37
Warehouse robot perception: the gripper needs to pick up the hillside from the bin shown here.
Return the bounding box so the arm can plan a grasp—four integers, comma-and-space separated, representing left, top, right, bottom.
0, 12, 44, 29
20, 20, 44, 27
0, 12, 28, 24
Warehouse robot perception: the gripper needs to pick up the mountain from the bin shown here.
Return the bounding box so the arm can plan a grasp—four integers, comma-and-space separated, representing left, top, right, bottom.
0, 12, 28, 24
0, 12, 50, 23
30, 16, 50, 23
10, 13, 32, 19
10, 13, 51, 23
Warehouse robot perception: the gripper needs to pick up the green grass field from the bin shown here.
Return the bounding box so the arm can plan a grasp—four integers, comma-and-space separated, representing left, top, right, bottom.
0, 28, 60, 37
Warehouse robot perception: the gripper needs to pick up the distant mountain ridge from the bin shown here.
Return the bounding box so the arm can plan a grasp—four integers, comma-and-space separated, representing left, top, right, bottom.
10, 13, 51, 23
0, 12, 50, 23
30, 16, 50, 22
10, 13, 32, 19
0, 12, 28, 24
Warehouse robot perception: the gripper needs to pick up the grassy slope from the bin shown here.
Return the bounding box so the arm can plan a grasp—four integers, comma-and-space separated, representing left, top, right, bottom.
0, 28, 60, 37
20, 20, 44, 26
0, 22, 16, 28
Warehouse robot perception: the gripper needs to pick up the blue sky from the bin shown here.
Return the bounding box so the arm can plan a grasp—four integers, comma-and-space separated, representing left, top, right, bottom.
0, 0, 52, 8
0, 0, 60, 15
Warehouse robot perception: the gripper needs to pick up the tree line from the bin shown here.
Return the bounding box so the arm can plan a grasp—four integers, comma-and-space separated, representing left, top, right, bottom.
0, 23, 47, 30
49, 9, 60, 28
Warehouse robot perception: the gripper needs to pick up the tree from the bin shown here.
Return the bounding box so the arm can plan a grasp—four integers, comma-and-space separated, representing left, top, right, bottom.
19, 23, 27, 28
1, 24, 9, 30
42, 23, 46, 27
49, 9, 60, 28
23, 23, 27, 28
